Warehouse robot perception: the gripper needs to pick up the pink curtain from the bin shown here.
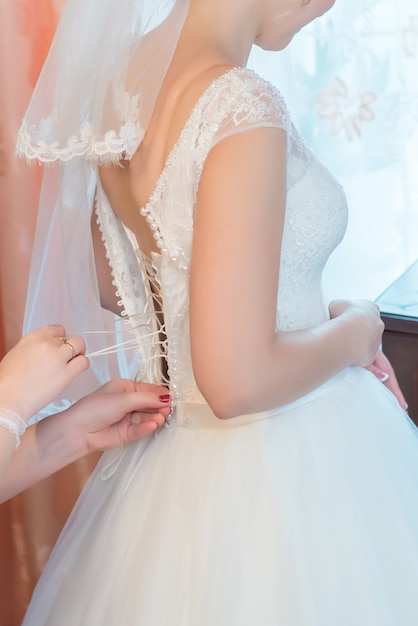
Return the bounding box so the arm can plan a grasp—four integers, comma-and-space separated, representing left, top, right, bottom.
0, 0, 46, 353
0, 3, 98, 624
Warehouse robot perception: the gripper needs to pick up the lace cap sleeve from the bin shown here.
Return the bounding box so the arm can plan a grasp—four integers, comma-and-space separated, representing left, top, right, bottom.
197, 67, 290, 152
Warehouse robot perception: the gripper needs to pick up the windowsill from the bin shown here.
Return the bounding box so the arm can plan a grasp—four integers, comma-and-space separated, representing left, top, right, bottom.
376, 259, 418, 322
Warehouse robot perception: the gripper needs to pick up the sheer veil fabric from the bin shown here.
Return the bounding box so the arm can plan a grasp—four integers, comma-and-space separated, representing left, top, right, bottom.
17, 0, 189, 164
16, 0, 190, 418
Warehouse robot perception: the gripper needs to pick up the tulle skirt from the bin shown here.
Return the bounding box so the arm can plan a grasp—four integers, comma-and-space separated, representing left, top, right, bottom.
23, 366, 418, 625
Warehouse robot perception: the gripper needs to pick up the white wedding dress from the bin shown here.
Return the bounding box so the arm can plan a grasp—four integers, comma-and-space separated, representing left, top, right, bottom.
23, 68, 418, 625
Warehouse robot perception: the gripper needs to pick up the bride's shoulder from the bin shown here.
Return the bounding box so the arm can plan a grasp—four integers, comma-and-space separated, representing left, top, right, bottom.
204, 66, 285, 101
197, 67, 291, 136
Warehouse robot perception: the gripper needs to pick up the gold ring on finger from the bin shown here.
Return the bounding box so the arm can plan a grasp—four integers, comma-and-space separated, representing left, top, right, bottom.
61, 338, 76, 359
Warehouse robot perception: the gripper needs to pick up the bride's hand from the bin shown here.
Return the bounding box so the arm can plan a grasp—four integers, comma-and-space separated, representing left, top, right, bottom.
365, 349, 408, 411
329, 299, 384, 368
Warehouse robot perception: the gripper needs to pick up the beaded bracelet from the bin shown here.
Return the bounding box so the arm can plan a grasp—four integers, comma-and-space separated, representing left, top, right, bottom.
0, 409, 27, 449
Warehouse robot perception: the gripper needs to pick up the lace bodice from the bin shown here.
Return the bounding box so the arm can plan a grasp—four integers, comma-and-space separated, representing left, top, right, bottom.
95, 67, 348, 404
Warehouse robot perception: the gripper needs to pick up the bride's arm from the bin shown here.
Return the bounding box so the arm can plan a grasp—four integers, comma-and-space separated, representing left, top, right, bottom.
190, 127, 384, 419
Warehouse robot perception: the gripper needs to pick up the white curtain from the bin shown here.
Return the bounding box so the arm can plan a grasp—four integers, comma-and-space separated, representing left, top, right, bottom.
250, 0, 418, 301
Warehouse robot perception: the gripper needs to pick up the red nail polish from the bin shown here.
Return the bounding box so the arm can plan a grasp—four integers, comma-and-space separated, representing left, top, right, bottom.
159, 394, 171, 403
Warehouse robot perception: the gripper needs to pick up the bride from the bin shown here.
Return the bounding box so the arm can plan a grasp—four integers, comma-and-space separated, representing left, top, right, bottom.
18, 0, 418, 623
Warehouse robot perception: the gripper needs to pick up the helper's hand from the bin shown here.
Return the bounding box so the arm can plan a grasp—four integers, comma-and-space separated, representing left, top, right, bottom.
0, 324, 89, 422
65, 379, 172, 453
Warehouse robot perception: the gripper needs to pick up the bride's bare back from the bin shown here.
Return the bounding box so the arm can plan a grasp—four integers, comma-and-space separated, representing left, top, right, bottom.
99, 4, 236, 260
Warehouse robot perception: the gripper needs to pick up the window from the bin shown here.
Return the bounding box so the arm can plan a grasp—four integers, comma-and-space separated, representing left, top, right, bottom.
250, 0, 418, 300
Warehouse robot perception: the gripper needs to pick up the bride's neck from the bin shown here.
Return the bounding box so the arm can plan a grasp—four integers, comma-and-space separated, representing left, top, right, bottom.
175, 0, 259, 70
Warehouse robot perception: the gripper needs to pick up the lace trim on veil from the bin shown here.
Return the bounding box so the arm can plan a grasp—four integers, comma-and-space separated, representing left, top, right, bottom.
16, 118, 145, 164
16, 85, 145, 164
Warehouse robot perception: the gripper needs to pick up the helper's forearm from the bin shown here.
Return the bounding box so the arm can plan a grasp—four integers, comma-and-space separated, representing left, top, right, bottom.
0, 433, 17, 490
0, 410, 86, 503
